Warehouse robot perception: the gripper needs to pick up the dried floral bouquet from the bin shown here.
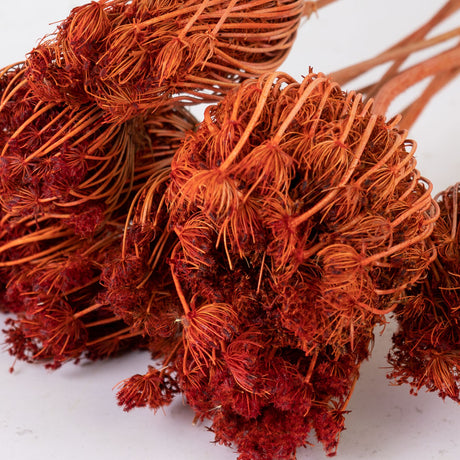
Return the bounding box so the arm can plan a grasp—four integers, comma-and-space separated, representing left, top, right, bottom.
1, 1, 460, 460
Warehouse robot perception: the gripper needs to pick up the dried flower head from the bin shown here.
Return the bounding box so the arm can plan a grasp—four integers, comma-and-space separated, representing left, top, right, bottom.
0, 62, 144, 235
116, 365, 179, 412
25, 0, 307, 122
116, 71, 438, 459
1, 80, 197, 366
388, 183, 460, 402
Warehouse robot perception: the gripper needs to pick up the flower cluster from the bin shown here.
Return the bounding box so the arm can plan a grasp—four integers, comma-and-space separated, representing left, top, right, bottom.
1, 0, 458, 459
26, 0, 304, 122
115, 72, 438, 458
0, 62, 142, 236
389, 183, 460, 402
0, 57, 197, 366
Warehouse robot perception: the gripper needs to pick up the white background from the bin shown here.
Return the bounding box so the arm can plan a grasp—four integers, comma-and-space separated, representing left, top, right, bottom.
1, 1, 460, 459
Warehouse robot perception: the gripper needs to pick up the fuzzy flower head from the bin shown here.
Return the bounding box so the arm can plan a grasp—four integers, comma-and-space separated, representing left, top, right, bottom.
163, 71, 438, 458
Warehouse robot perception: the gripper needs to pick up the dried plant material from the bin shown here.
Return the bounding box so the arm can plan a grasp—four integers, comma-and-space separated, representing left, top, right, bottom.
388, 184, 460, 402
331, 0, 460, 129
115, 71, 438, 459
3, 229, 139, 368
1, 172, 175, 368
115, 365, 179, 411
0, 62, 143, 234
99, 159, 184, 362
1, 1, 457, 458
25, 0, 308, 122
1, 82, 197, 366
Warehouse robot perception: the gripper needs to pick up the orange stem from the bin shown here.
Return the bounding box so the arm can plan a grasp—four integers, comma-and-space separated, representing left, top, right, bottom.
399, 67, 460, 130
73, 303, 103, 320
372, 44, 460, 116
170, 243, 191, 315
331, 27, 460, 86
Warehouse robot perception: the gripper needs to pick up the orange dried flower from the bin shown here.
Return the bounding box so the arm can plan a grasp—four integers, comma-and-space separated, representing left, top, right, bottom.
1, 81, 197, 366
115, 71, 438, 459
25, 0, 308, 122
389, 183, 460, 402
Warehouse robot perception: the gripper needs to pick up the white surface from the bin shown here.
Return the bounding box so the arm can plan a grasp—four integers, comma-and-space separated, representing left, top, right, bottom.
1, 1, 460, 459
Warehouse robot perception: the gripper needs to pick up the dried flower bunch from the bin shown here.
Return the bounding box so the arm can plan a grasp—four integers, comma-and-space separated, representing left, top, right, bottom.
388, 183, 460, 402
2, 0, 460, 459
113, 71, 439, 459
0, 62, 145, 235
0, 60, 132, 316
26, 0, 309, 122
0, 59, 140, 317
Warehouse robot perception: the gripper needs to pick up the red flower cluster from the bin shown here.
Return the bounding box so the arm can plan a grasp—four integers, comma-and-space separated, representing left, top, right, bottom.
389, 183, 460, 402
114, 72, 438, 458
0, 59, 197, 367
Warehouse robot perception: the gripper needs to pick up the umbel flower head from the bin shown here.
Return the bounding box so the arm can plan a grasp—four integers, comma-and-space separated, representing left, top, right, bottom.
0, 61, 145, 237
0, 60, 139, 315
388, 183, 460, 402
25, 0, 306, 122
0, 63, 197, 366
115, 71, 438, 459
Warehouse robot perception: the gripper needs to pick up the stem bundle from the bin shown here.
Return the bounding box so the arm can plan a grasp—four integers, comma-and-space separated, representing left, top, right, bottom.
332, 0, 460, 129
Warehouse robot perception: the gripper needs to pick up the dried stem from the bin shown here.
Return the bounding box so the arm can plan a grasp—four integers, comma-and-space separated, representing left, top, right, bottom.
372, 44, 460, 116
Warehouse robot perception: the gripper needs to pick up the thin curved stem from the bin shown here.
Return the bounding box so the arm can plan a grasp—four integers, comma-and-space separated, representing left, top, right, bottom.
170, 243, 191, 315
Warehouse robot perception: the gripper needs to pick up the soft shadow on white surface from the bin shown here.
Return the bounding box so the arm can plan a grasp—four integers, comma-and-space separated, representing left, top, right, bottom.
1, 1, 459, 459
